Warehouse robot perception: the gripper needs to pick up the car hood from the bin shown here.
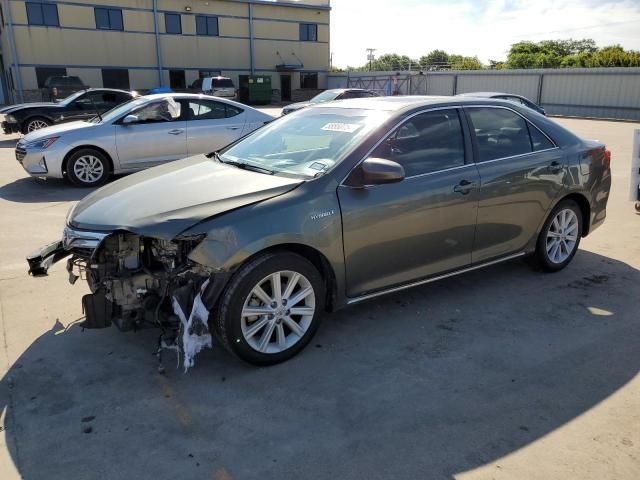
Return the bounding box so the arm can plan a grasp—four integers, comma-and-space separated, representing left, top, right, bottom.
69, 155, 304, 239
22, 121, 96, 143
6, 103, 60, 113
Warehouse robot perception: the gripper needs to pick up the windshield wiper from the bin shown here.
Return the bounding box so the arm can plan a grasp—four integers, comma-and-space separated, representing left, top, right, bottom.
213, 152, 275, 175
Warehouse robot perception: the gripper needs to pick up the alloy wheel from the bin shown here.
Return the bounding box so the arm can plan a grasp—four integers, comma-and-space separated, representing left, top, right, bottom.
27, 119, 49, 132
73, 155, 105, 184
241, 271, 316, 354
546, 208, 579, 264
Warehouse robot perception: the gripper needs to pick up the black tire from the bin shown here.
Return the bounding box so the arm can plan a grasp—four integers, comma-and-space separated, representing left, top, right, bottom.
531, 199, 583, 272
22, 117, 51, 134
65, 148, 111, 187
213, 251, 325, 366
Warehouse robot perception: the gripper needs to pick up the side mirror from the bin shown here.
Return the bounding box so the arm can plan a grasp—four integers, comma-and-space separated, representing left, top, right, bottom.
348, 157, 405, 187
122, 114, 139, 125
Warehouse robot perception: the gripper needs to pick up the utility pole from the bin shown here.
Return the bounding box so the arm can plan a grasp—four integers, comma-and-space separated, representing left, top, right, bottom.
366, 48, 376, 72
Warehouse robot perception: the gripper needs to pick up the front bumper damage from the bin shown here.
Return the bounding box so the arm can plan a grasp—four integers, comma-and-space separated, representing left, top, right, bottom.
27, 226, 228, 370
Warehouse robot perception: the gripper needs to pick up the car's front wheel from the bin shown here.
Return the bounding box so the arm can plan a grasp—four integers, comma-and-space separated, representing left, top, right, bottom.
214, 252, 325, 366
532, 199, 583, 272
65, 149, 110, 187
23, 117, 51, 134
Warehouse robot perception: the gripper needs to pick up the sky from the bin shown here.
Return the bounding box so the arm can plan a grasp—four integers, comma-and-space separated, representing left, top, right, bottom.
329, 0, 640, 68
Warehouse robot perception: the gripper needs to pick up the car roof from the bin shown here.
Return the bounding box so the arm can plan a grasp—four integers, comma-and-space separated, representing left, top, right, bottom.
311, 95, 462, 111
457, 92, 519, 98
324, 88, 374, 94
83, 88, 133, 94
309, 95, 545, 113
138, 92, 260, 110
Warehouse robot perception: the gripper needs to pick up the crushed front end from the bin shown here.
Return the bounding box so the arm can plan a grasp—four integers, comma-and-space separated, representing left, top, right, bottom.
27, 226, 225, 370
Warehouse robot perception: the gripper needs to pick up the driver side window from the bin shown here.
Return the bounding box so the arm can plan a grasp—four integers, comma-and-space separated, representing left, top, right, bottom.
131, 101, 181, 124
371, 109, 466, 177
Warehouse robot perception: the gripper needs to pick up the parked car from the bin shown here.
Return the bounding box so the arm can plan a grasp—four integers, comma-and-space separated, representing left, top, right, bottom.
281, 88, 380, 115
42, 75, 88, 101
457, 92, 546, 115
27, 96, 611, 368
16, 93, 273, 186
3, 88, 136, 134
190, 76, 237, 99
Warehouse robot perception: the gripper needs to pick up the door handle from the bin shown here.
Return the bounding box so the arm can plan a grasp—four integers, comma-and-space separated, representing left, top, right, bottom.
548, 161, 563, 173
168, 129, 184, 135
226, 126, 241, 130
453, 179, 476, 194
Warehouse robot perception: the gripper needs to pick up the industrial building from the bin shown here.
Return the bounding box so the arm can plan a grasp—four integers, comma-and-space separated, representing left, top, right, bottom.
0, 0, 331, 103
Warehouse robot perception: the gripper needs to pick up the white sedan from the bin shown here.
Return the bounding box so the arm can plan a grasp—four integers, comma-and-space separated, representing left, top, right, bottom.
16, 93, 273, 187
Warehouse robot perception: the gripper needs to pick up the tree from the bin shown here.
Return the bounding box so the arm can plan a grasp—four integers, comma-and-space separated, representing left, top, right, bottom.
504, 38, 639, 69
419, 50, 449, 67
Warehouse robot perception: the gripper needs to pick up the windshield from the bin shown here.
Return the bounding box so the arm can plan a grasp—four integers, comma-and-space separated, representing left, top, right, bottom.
309, 90, 341, 104
219, 107, 390, 178
212, 78, 234, 88
58, 90, 89, 106
88, 97, 147, 123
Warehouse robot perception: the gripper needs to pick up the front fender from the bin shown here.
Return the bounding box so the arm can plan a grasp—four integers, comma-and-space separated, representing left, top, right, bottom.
184, 185, 348, 307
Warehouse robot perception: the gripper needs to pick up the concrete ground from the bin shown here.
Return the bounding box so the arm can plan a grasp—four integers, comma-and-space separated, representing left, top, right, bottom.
0, 116, 638, 480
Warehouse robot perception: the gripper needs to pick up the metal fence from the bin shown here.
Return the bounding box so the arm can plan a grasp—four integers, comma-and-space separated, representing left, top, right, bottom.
327, 68, 640, 121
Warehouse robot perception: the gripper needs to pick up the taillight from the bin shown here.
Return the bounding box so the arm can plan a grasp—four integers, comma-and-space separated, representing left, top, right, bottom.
603, 149, 611, 168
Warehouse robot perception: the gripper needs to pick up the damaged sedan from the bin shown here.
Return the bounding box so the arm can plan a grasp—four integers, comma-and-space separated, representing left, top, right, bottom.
27, 96, 611, 367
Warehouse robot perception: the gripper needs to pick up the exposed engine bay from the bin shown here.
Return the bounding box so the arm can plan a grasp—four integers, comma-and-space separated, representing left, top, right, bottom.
57, 231, 223, 370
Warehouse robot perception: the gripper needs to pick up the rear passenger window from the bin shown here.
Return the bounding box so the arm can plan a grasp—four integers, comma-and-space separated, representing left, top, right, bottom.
467, 108, 532, 162
528, 124, 555, 151
188, 100, 243, 120
372, 109, 465, 177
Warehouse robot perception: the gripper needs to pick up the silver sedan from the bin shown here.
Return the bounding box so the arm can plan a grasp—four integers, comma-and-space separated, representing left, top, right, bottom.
16, 93, 274, 186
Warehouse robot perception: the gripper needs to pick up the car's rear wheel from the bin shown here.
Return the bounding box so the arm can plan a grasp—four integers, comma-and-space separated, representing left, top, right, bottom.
65, 149, 110, 187
531, 199, 583, 272
23, 117, 51, 134
214, 252, 325, 366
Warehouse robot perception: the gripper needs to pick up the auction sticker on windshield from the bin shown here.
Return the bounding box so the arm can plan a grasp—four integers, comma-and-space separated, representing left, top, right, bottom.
321, 123, 362, 133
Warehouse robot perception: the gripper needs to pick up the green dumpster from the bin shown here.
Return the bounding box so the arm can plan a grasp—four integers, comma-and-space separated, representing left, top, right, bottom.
238, 75, 272, 105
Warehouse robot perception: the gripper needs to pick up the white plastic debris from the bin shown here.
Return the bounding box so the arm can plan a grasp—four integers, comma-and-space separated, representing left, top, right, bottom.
171, 279, 213, 372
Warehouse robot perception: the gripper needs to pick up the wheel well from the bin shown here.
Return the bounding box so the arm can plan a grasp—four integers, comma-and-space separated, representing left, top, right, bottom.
21, 115, 52, 131
63, 145, 114, 176
560, 193, 591, 236
248, 244, 338, 311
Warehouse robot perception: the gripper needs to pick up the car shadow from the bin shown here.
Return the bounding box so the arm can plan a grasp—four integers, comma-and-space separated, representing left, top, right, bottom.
0, 177, 100, 203
0, 249, 638, 479
0, 138, 19, 148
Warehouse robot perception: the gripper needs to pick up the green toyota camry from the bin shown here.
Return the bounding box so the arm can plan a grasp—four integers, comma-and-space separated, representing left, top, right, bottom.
27, 96, 611, 367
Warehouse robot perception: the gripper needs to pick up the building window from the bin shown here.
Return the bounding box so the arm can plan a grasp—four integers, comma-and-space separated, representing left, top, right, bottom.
196, 15, 218, 36
101, 69, 130, 90
95, 8, 123, 31
199, 70, 221, 78
169, 70, 186, 89
26, 2, 59, 27
35, 67, 67, 88
165, 13, 181, 34
299, 23, 317, 41
300, 72, 318, 89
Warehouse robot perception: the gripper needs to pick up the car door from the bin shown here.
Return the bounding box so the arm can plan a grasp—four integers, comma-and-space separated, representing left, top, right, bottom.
337, 108, 480, 297
465, 106, 564, 263
184, 98, 246, 155
114, 99, 188, 169
62, 91, 97, 122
